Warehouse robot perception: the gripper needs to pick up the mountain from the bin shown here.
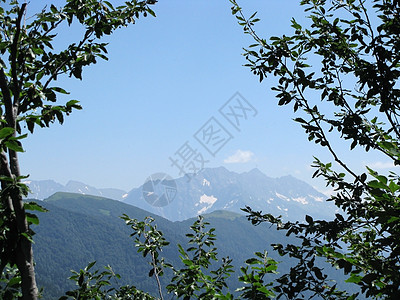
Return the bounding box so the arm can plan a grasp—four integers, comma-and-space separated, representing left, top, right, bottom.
33, 192, 181, 298
124, 167, 336, 222
23, 179, 127, 201
31, 192, 291, 298
24, 166, 336, 222
32, 193, 359, 299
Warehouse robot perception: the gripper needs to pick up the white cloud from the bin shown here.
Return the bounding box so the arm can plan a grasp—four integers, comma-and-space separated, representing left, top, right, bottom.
224, 150, 254, 164
366, 161, 395, 170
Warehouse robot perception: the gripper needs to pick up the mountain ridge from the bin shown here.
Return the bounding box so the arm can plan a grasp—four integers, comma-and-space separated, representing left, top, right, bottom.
24, 179, 128, 201
32, 192, 361, 299
25, 166, 335, 222
125, 166, 335, 221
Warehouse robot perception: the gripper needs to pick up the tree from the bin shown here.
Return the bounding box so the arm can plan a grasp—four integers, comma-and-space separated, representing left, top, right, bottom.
67, 214, 275, 300
229, 0, 400, 298
0, 1, 155, 299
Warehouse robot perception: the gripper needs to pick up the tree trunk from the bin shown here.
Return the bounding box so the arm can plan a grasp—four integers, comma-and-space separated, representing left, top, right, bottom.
0, 3, 38, 298
0, 151, 38, 299
16, 237, 38, 300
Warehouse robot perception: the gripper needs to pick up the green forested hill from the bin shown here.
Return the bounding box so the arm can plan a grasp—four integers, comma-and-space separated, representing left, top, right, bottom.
33, 193, 185, 298
32, 192, 360, 299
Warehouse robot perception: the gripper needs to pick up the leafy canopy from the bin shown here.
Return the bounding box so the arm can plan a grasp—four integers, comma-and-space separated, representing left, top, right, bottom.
229, 0, 400, 298
0, 1, 155, 299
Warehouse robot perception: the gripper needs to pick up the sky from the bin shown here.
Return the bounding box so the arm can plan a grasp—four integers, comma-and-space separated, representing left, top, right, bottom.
18, 0, 397, 194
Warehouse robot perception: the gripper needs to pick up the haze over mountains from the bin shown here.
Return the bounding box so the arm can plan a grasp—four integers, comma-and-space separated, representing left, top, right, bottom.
25, 167, 336, 222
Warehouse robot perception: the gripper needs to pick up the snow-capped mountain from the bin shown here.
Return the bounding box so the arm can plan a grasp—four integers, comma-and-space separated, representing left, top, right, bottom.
125, 167, 336, 221
23, 179, 127, 201
24, 167, 336, 222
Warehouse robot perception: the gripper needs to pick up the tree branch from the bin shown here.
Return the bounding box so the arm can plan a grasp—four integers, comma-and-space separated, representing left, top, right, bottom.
42, 29, 93, 90
10, 3, 27, 109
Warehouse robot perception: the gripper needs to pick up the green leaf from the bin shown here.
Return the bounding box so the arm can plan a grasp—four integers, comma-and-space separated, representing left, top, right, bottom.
4, 141, 24, 152
66, 100, 82, 110
87, 261, 97, 271
24, 202, 48, 213
265, 264, 278, 272
103, 1, 114, 9
182, 259, 193, 266
0, 127, 14, 139
245, 258, 261, 265
78, 273, 84, 286
21, 232, 34, 243
362, 273, 378, 284
7, 276, 21, 287
26, 213, 39, 225
346, 274, 362, 283
388, 181, 399, 193
50, 4, 58, 13
368, 180, 387, 190
51, 87, 69, 94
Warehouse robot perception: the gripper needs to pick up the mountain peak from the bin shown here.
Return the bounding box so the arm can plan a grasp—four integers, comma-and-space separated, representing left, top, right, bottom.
125, 165, 334, 222
203, 166, 230, 173
246, 168, 266, 176
197, 166, 233, 178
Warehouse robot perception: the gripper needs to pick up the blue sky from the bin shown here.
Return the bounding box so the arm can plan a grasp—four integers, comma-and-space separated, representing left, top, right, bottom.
19, 0, 396, 194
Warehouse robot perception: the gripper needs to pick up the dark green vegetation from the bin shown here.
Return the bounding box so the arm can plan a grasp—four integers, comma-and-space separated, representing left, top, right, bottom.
229, 0, 400, 298
2, 0, 400, 298
33, 193, 361, 299
0, 1, 155, 298
33, 192, 180, 298
31, 192, 287, 299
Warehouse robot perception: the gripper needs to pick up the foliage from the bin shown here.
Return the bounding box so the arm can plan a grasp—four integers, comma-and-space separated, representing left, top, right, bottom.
121, 215, 234, 299
4, 0, 399, 298
34, 194, 316, 299
0, 264, 22, 300
59, 261, 154, 300
121, 215, 169, 300
0, 0, 155, 298
32, 194, 357, 299
32, 195, 178, 299
165, 216, 234, 299
119, 215, 279, 300
229, 0, 400, 299
236, 251, 277, 300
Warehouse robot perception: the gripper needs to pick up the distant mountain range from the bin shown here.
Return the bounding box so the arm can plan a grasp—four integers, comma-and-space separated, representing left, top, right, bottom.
23, 179, 128, 201
25, 167, 336, 222
126, 167, 336, 221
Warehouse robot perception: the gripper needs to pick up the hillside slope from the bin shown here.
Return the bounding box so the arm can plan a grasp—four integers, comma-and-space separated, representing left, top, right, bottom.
32, 192, 358, 299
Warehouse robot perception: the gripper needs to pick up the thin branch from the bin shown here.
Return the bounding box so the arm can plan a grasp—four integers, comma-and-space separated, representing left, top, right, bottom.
151, 251, 164, 300
299, 91, 363, 183
334, 69, 399, 162
10, 3, 27, 109
41, 19, 63, 38
42, 29, 93, 90
237, 5, 384, 188
359, 0, 400, 140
